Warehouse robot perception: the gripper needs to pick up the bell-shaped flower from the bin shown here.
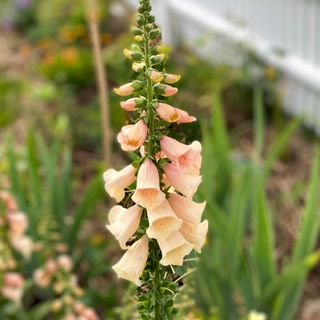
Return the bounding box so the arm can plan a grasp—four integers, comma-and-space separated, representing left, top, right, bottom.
112, 235, 149, 286
158, 231, 193, 266
149, 69, 164, 83
168, 193, 206, 225
156, 103, 196, 124
164, 162, 201, 197
117, 120, 148, 152
180, 220, 208, 253
146, 200, 182, 241
161, 136, 202, 176
107, 205, 143, 249
132, 159, 165, 210
114, 81, 142, 96
103, 165, 137, 202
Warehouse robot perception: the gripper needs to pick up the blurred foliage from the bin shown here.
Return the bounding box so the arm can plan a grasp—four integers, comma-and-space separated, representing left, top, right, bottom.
196, 91, 319, 319
0, 77, 24, 127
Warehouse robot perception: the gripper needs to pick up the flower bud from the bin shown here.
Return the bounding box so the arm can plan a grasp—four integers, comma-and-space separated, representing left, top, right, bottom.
114, 81, 142, 96
123, 49, 143, 61
154, 83, 178, 97
134, 35, 144, 43
163, 73, 181, 84
120, 97, 146, 111
150, 53, 165, 65
132, 27, 143, 36
132, 62, 145, 73
150, 28, 161, 40
149, 69, 164, 83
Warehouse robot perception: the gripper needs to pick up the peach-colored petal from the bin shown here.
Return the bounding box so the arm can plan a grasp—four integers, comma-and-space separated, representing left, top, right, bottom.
103, 165, 137, 202
156, 103, 180, 122
176, 108, 197, 123
120, 98, 137, 111
114, 83, 134, 96
164, 85, 178, 97
168, 193, 206, 225
158, 231, 193, 266
180, 220, 208, 253
117, 120, 148, 152
149, 70, 164, 83
132, 159, 165, 210
160, 136, 202, 176
164, 163, 202, 197
107, 205, 142, 249
112, 235, 149, 286
146, 200, 182, 241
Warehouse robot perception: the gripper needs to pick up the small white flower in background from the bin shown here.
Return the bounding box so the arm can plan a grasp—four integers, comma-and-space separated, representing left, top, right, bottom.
248, 310, 267, 320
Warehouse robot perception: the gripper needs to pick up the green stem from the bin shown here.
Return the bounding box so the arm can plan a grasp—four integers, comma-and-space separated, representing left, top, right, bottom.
144, 32, 155, 156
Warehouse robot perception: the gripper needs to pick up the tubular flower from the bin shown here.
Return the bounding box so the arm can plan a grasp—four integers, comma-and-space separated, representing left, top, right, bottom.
107, 205, 143, 249
103, 165, 136, 202
103, 0, 208, 316
117, 120, 148, 152
158, 231, 193, 266
132, 158, 165, 210
146, 199, 182, 241
160, 136, 202, 176
164, 162, 202, 197
112, 235, 149, 286
156, 102, 196, 123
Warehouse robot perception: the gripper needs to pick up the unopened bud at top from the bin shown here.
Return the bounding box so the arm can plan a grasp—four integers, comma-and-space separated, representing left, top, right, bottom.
150, 54, 165, 66
132, 62, 146, 73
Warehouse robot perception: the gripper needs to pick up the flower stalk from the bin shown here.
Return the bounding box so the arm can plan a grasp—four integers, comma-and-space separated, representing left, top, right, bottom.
103, 0, 208, 318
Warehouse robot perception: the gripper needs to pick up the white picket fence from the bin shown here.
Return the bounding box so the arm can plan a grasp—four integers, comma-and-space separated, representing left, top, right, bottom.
125, 0, 320, 131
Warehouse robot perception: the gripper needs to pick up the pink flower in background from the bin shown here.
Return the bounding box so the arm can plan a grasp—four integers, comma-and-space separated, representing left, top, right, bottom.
103, 165, 136, 202
57, 255, 73, 272
164, 162, 202, 197
107, 205, 142, 249
160, 136, 202, 176
7, 212, 28, 238
146, 199, 182, 241
117, 120, 148, 152
10, 236, 33, 259
112, 235, 149, 286
132, 159, 165, 210
2, 272, 25, 304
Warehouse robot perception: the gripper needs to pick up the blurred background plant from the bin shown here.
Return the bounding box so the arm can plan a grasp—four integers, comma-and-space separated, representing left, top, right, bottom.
0, 0, 319, 319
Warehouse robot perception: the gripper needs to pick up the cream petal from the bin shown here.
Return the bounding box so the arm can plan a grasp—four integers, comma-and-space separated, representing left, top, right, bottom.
132, 159, 165, 210
180, 220, 208, 253
107, 205, 143, 249
158, 231, 193, 266
112, 235, 149, 286
146, 200, 182, 241
168, 193, 206, 225
103, 165, 136, 202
